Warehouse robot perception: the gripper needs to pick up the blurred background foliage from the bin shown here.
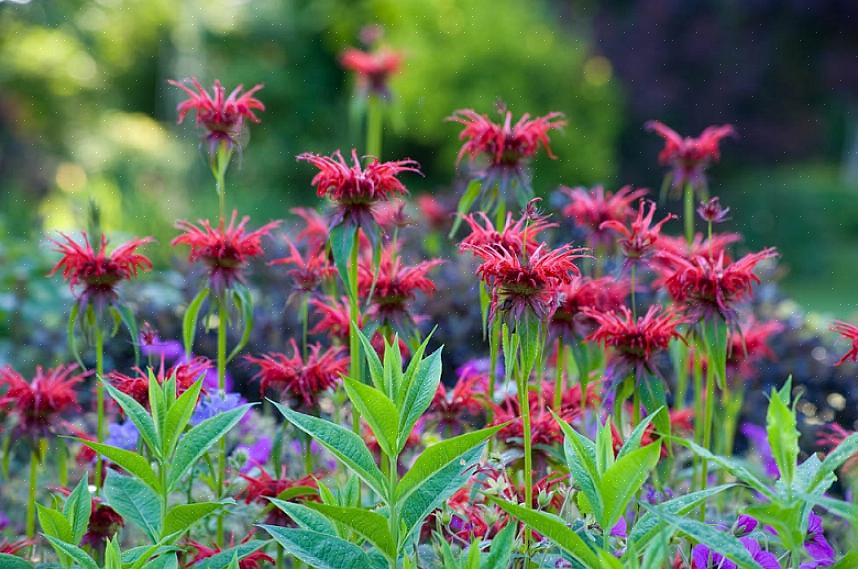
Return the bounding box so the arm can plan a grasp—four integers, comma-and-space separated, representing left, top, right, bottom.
0, 0, 856, 314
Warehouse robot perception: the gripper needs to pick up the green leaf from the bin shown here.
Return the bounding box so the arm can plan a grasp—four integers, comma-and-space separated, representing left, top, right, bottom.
744, 502, 803, 551
480, 522, 515, 569
553, 410, 601, 521
163, 501, 226, 537
832, 550, 858, 569
397, 347, 442, 453
38, 504, 72, 542
343, 377, 399, 459
42, 536, 99, 569
183, 287, 209, 358
66, 303, 83, 368
676, 438, 774, 498
113, 304, 141, 366
356, 324, 385, 392
330, 224, 357, 298
0, 553, 35, 568
811, 430, 858, 492
102, 380, 160, 456
189, 541, 268, 569
599, 442, 661, 530
448, 179, 482, 238
701, 317, 728, 389
75, 439, 160, 493
168, 403, 252, 491
162, 376, 204, 456
395, 425, 502, 505
63, 476, 92, 545
104, 471, 162, 541
272, 400, 387, 498
639, 504, 761, 569
227, 285, 254, 363
638, 376, 670, 444
490, 499, 601, 568
628, 485, 735, 550
305, 503, 397, 560
766, 382, 798, 488
261, 525, 373, 569
268, 499, 336, 535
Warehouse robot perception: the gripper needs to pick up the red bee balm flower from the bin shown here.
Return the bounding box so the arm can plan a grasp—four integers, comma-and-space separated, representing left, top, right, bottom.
831, 321, 858, 366
458, 210, 556, 256
661, 248, 777, 323
0, 364, 89, 439
270, 236, 336, 297
358, 245, 443, 330
169, 77, 264, 155
550, 276, 628, 340
449, 108, 565, 196
246, 340, 348, 408
561, 185, 649, 249
464, 241, 587, 322
600, 200, 676, 265
50, 233, 153, 313
297, 149, 421, 229
107, 357, 212, 408
645, 120, 736, 193
340, 48, 403, 98
585, 305, 685, 380
172, 210, 280, 295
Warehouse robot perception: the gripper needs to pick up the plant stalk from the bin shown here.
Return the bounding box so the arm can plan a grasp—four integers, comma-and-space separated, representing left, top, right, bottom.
216, 297, 228, 546
95, 324, 105, 492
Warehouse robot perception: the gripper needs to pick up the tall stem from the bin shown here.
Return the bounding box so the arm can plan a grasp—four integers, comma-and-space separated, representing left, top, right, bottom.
553, 339, 565, 411
216, 298, 228, 546
94, 325, 105, 492
700, 363, 715, 509
387, 452, 399, 569
366, 96, 383, 159
630, 264, 637, 318
683, 183, 695, 244
518, 373, 533, 554
26, 446, 38, 539
300, 294, 309, 359
348, 236, 362, 434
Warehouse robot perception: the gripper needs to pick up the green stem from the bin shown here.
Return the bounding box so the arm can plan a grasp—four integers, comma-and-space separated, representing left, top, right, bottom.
692, 353, 703, 492
632, 386, 641, 427
683, 183, 695, 244
700, 363, 715, 510
216, 298, 228, 546
366, 96, 383, 159
26, 446, 38, 539
94, 325, 105, 492
519, 373, 533, 555
58, 439, 68, 488
348, 235, 362, 435
387, 451, 399, 569
300, 294, 309, 359
303, 434, 313, 474
630, 264, 637, 318
553, 339, 565, 411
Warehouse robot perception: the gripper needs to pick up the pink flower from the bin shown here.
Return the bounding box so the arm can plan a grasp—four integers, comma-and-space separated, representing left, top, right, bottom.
269, 236, 336, 297
561, 185, 649, 249
600, 200, 676, 265
831, 320, 858, 366
340, 48, 403, 98
0, 364, 90, 439
645, 120, 736, 193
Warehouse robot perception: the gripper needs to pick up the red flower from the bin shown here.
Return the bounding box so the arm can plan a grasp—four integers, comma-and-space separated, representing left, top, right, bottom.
0, 364, 89, 439
492, 390, 575, 449
297, 149, 421, 229
269, 236, 336, 296
654, 232, 741, 261
458, 210, 556, 257
172, 210, 280, 295
561, 185, 649, 249
374, 199, 414, 231
49, 233, 153, 312
238, 470, 318, 505
186, 534, 275, 569
660, 248, 777, 323
0, 539, 32, 555
169, 77, 264, 154
340, 48, 403, 98
697, 196, 731, 224
550, 276, 628, 340
289, 207, 329, 251
464, 240, 586, 322
645, 120, 736, 192
107, 357, 211, 408
448, 108, 565, 196
80, 498, 124, 548
309, 295, 355, 343
429, 374, 486, 432
727, 319, 784, 380
832, 320, 858, 366
357, 245, 443, 330
600, 200, 676, 265
585, 305, 685, 380
416, 195, 452, 231
246, 340, 347, 408
817, 423, 858, 475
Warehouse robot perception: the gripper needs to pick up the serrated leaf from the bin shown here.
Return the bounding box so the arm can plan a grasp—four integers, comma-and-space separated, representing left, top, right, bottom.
75, 439, 160, 493
490, 499, 601, 568
272, 400, 387, 498
63, 476, 92, 545
599, 442, 661, 530
356, 324, 385, 392
269, 499, 336, 535
168, 404, 252, 490
38, 504, 72, 542
767, 383, 798, 487
190, 541, 267, 569
162, 376, 204, 456
618, 408, 660, 459
102, 380, 160, 456
43, 536, 99, 569
261, 525, 372, 569
397, 347, 442, 453
480, 522, 515, 569
305, 503, 397, 560
553, 410, 602, 522
343, 377, 398, 459
163, 501, 225, 537
104, 471, 162, 541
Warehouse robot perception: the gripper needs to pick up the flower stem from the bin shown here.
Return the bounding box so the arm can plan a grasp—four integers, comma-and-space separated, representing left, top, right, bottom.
700, 363, 715, 515
26, 445, 38, 539
387, 452, 399, 569
630, 264, 637, 318
553, 339, 565, 411
216, 297, 228, 547
683, 183, 695, 244
94, 324, 105, 493
300, 294, 309, 359
367, 95, 383, 159
348, 235, 362, 435
518, 373, 533, 554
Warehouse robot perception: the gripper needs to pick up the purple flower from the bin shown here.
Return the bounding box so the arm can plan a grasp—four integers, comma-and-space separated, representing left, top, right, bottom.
191, 391, 245, 425
105, 421, 139, 450
202, 367, 234, 392
140, 336, 184, 363
692, 538, 779, 569
234, 436, 273, 473
800, 513, 835, 569
609, 516, 627, 538
736, 514, 758, 536
741, 423, 780, 478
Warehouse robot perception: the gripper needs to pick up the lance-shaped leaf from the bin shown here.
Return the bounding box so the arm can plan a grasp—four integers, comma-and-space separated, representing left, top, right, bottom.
329, 224, 357, 299
305, 503, 397, 560
343, 377, 398, 459
43, 536, 99, 569
190, 541, 268, 569
598, 441, 661, 530
397, 346, 442, 453
272, 400, 387, 498
553, 410, 601, 521
103, 380, 160, 455
163, 501, 228, 537
448, 179, 482, 238
182, 287, 209, 358
76, 439, 160, 493
356, 324, 385, 392
269, 499, 336, 535
104, 471, 162, 541
162, 376, 204, 456
676, 438, 774, 499
261, 525, 373, 569
766, 380, 798, 488
38, 504, 72, 542
810, 430, 858, 493
480, 522, 516, 569
64, 476, 92, 545
227, 285, 254, 363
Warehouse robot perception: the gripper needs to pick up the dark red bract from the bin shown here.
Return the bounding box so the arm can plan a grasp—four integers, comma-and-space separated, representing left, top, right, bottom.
831, 320, 858, 366
50, 233, 153, 312
246, 340, 348, 408
297, 149, 421, 228
561, 185, 649, 249
185, 536, 275, 569
645, 120, 736, 192
0, 364, 89, 438
172, 210, 280, 295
